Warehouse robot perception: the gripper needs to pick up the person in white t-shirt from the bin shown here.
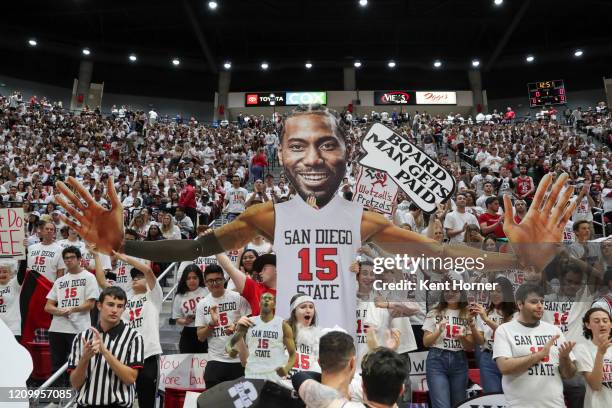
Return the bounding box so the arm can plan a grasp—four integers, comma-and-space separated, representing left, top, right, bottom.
44, 246, 99, 387
470, 167, 494, 196
286, 293, 322, 376
493, 283, 578, 408
27, 221, 65, 282
469, 277, 517, 393
196, 264, 251, 388
173, 264, 209, 353
574, 307, 612, 408
444, 192, 479, 243
0, 261, 22, 339
224, 175, 248, 221
422, 276, 478, 408
91, 249, 162, 408
227, 293, 296, 384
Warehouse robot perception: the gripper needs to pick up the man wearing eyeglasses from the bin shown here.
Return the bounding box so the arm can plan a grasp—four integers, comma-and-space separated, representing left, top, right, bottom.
44, 246, 99, 387
195, 264, 251, 389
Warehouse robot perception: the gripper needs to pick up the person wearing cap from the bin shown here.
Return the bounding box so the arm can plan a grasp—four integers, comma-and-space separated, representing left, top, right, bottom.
215, 252, 276, 316
91, 247, 162, 408
195, 264, 251, 389
51, 209, 65, 237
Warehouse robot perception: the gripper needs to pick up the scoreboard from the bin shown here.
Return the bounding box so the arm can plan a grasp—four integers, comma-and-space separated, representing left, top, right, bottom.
527, 80, 566, 107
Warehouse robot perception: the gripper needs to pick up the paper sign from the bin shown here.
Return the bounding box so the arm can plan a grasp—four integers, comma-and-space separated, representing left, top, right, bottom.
0, 208, 26, 260
158, 353, 208, 391
359, 124, 455, 212
408, 351, 428, 391
353, 166, 399, 215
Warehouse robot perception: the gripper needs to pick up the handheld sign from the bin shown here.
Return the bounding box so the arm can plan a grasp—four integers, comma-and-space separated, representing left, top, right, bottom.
359, 123, 455, 212
352, 166, 399, 215
0, 208, 26, 260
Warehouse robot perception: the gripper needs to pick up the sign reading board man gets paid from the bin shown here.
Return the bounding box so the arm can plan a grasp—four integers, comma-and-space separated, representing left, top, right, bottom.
359, 123, 455, 213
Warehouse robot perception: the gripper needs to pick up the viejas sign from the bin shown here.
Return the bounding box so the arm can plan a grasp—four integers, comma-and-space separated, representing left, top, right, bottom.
374, 91, 416, 105
359, 123, 455, 213
415, 91, 457, 105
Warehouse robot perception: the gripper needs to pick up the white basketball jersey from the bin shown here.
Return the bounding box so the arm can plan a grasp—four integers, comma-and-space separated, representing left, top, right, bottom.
245, 315, 286, 376
274, 195, 362, 332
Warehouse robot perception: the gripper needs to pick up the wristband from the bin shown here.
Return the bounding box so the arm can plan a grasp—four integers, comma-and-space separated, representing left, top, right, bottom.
208, 323, 216, 329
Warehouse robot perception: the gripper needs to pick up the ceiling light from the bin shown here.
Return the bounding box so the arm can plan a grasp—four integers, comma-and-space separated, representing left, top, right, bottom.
172, 58, 180, 66
305, 62, 313, 69
574, 49, 583, 57
494, 0, 503, 6
525, 55, 535, 62
28, 39, 37, 47
387, 60, 396, 68
82, 48, 91, 56
129, 54, 137, 62
223, 61, 232, 69
359, 0, 368, 6
208, 1, 218, 10
261, 62, 269, 70
354, 60, 362, 68
433, 60, 442, 68
471, 59, 480, 67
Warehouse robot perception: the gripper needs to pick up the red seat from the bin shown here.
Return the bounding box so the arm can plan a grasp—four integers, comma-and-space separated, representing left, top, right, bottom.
468, 368, 481, 386
26, 342, 52, 381
164, 387, 205, 408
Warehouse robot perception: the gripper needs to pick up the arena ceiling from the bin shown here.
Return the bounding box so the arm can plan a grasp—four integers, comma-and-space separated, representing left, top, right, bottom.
2, 0, 612, 100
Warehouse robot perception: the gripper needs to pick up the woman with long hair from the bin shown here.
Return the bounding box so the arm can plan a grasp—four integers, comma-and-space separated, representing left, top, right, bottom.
463, 224, 484, 246
423, 275, 477, 408
238, 248, 259, 280
173, 264, 209, 353
129, 212, 149, 239
0, 261, 23, 341
574, 307, 612, 408
286, 293, 322, 375
160, 213, 181, 240
470, 277, 517, 393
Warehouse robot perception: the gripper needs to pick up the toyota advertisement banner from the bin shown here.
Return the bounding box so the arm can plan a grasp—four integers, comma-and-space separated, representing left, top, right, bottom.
244, 91, 327, 107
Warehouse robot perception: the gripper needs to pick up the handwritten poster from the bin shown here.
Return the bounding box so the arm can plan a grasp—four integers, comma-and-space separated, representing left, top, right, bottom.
0, 208, 25, 260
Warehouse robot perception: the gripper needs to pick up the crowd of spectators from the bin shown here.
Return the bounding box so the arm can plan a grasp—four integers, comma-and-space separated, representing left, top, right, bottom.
1, 89, 612, 407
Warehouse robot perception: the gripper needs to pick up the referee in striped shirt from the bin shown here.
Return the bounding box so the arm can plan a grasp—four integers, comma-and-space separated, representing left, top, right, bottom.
68, 286, 144, 407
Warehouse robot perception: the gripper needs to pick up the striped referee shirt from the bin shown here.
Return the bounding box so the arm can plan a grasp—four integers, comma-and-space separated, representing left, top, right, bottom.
68, 321, 144, 407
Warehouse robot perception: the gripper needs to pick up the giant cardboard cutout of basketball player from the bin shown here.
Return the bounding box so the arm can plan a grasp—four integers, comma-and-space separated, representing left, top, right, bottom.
55, 105, 578, 330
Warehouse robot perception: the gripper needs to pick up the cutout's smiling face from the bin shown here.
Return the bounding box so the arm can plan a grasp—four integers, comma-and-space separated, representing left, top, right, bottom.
279, 114, 346, 208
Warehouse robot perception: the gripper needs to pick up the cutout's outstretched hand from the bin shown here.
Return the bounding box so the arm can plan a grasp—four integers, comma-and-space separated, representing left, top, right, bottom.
503, 173, 578, 270
55, 176, 124, 255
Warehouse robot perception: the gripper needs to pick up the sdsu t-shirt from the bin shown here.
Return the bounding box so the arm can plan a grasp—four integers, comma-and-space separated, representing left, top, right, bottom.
27, 242, 65, 282
0, 277, 21, 335
493, 320, 575, 408
195, 290, 251, 363
122, 282, 163, 359
46, 271, 99, 334
172, 287, 209, 327
422, 308, 472, 351
574, 340, 612, 408
476, 309, 505, 351
544, 289, 594, 342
